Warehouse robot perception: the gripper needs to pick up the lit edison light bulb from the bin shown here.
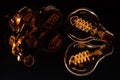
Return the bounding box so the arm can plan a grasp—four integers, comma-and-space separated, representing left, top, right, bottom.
64, 41, 114, 76
66, 8, 114, 43
38, 5, 63, 31
36, 5, 63, 53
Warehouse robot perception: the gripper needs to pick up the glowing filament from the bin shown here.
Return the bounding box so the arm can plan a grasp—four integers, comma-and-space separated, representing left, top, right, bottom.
70, 16, 92, 32
69, 50, 102, 66
69, 50, 90, 65
70, 16, 98, 36
43, 13, 60, 29
48, 34, 62, 50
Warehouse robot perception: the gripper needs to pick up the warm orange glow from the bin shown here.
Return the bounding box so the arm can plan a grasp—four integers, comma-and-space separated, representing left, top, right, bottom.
17, 36, 25, 44
43, 13, 60, 29
48, 34, 62, 50
9, 36, 15, 46
12, 42, 16, 55
17, 55, 21, 61
70, 16, 99, 36
16, 17, 21, 25
69, 50, 90, 66
69, 49, 102, 66
70, 16, 92, 33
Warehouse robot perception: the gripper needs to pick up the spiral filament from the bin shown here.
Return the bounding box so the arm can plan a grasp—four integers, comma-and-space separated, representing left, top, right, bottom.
69, 50, 90, 65
70, 16, 99, 36
43, 12, 61, 29
70, 16, 92, 33
7, 5, 63, 67
39, 5, 63, 31
69, 48, 104, 66
48, 33, 62, 50
66, 8, 114, 43
64, 8, 114, 76
64, 41, 114, 76
40, 31, 63, 52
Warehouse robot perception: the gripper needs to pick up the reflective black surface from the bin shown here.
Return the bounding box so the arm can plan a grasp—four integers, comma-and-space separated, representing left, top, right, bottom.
0, 0, 120, 80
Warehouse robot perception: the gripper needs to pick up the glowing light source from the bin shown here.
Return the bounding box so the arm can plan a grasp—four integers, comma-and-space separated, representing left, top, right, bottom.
64, 8, 114, 76
64, 41, 114, 76
7, 5, 63, 67
16, 17, 21, 25
66, 8, 114, 43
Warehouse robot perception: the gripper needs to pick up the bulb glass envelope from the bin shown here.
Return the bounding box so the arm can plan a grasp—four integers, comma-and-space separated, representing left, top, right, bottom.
64, 8, 114, 76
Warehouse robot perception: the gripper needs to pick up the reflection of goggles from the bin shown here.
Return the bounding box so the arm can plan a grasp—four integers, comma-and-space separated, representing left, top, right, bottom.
8, 5, 63, 67
64, 8, 114, 76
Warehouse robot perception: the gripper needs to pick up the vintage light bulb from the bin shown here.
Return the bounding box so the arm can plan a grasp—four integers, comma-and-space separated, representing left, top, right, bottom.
35, 5, 63, 53
38, 5, 63, 31
64, 41, 114, 76
39, 31, 63, 53
15, 14, 21, 25
66, 8, 114, 43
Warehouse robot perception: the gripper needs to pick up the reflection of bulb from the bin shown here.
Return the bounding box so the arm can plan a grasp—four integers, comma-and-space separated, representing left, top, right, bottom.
7, 5, 63, 67
23, 55, 35, 67
66, 8, 114, 43
40, 31, 63, 53
9, 7, 33, 33
38, 5, 63, 31
64, 41, 114, 76
64, 8, 114, 76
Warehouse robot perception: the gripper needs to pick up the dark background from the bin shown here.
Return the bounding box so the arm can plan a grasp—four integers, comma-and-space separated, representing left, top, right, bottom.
0, 0, 120, 80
